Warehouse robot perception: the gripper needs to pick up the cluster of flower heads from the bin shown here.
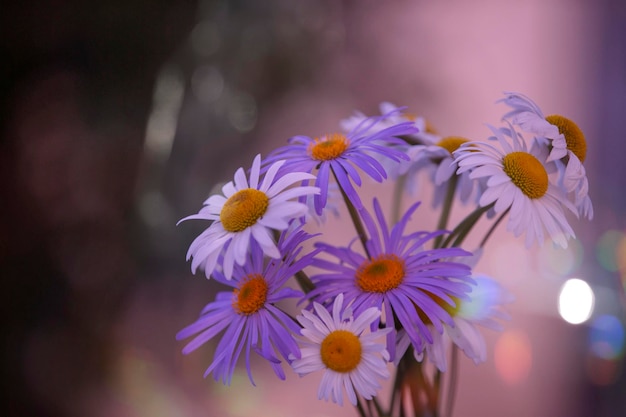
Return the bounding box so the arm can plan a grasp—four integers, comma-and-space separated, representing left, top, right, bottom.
176, 93, 590, 407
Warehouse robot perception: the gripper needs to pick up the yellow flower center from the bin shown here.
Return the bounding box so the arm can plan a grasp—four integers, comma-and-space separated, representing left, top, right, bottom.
320, 330, 362, 373
404, 113, 438, 134
424, 119, 438, 134
502, 151, 548, 199
416, 292, 461, 324
545, 114, 587, 163
220, 189, 269, 233
308, 133, 350, 161
356, 255, 405, 293
436, 136, 469, 155
232, 274, 268, 315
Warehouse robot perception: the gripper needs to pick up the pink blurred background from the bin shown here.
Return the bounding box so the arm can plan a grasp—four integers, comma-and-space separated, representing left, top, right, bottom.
2, 1, 625, 416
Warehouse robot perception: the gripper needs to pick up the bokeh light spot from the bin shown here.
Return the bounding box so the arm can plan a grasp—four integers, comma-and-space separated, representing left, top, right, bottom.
538, 238, 583, 276
558, 278, 595, 324
595, 230, 624, 272
589, 314, 625, 360
494, 330, 532, 385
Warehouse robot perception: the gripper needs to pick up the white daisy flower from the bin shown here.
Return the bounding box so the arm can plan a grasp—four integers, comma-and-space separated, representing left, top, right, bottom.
291, 294, 391, 406
498, 91, 568, 160
454, 124, 578, 248
179, 154, 320, 279
499, 92, 592, 219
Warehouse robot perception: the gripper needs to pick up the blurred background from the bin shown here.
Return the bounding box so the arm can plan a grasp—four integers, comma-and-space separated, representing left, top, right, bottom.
2, 0, 625, 416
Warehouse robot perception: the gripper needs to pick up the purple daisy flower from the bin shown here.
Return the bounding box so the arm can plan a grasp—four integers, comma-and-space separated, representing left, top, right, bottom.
176, 224, 319, 385
264, 110, 418, 215
307, 199, 474, 360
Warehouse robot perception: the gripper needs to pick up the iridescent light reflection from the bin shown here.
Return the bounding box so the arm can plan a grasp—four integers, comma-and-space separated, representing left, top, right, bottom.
558, 278, 595, 325
595, 230, 624, 272
538, 239, 583, 277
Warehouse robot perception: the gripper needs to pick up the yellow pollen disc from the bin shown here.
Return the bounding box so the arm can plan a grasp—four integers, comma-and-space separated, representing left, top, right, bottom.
502, 151, 548, 199
220, 189, 269, 233
233, 274, 268, 315
436, 136, 469, 155
416, 292, 461, 324
308, 133, 350, 161
356, 255, 405, 293
545, 114, 587, 162
320, 330, 362, 373
403, 112, 418, 121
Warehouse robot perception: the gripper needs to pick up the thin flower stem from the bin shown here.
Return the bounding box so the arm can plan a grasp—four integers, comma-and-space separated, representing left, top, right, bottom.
441, 203, 494, 248
371, 397, 384, 417
331, 167, 371, 258
433, 175, 458, 249
356, 396, 368, 417
479, 207, 509, 248
442, 346, 460, 417
389, 357, 405, 416
294, 270, 315, 294
392, 173, 408, 224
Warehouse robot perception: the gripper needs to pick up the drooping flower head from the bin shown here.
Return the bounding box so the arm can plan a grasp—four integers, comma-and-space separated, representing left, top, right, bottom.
454, 124, 578, 248
307, 199, 474, 360
499, 92, 592, 219
397, 274, 513, 371
265, 109, 418, 215
179, 154, 319, 279
405, 134, 482, 208
176, 225, 319, 385
291, 293, 391, 406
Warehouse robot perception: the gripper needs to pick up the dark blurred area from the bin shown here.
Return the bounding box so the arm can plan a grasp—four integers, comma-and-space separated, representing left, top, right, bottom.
0, 1, 195, 415
0, 1, 345, 415
1, 1, 626, 416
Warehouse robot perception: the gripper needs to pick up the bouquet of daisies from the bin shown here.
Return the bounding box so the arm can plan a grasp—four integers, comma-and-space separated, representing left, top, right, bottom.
175, 92, 592, 416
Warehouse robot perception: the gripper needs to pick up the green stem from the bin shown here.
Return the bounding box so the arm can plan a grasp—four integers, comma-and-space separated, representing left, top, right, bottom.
389, 356, 405, 416
392, 173, 408, 224
441, 346, 460, 417
433, 175, 458, 249
331, 167, 370, 258
294, 270, 315, 294
356, 397, 368, 417
370, 397, 384, 417
479, 208, 509, 249
441, 203, 494, 248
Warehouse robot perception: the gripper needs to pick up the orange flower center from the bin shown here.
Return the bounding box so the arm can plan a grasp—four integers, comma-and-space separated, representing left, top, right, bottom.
436, 136, 469, 155
502, 151, 548, 199
220, 188, 269, 232
356, 255, 405, 293
308, 133, 350, 161
232, 274, 268, 315
545, 114, 587, 163
320, 330, 362, 373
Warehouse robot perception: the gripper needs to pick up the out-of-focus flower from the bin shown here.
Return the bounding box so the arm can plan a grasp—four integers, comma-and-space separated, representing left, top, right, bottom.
340, 102, 438, 182
397, 275, 513, 371
406, 135, 481, 208
307, 199, 473, 360
265, 109, 417, 215
291, 294, 391, 406
176, 226, 318, 385
178, 154, 319, 279
455, 124, 577, 248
